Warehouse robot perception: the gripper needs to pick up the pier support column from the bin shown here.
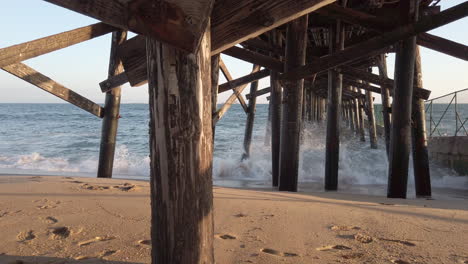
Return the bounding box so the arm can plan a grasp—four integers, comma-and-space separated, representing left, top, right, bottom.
211, 54, 220, 140
97, 30, 127, 178
279, 15, 308, 192
377, 55, 392, 156
412, 46, 431, 197
147, 22, 214, 263
270, 30, 282, 187
388, 1, 419, 199
242, 68, 259, 160
365, 81, 378, 149
357, 89, 366, 142
325, 19, 344, 191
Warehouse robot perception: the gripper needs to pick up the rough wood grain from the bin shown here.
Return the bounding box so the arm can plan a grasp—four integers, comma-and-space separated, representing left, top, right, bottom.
44, 0, 215, 52
280, 2, 468, 81
211, 0, 335, 54
0, 22, 115, 68
222, 46, 283, 72
2, 63, 103, 117
147, 19, 214, 263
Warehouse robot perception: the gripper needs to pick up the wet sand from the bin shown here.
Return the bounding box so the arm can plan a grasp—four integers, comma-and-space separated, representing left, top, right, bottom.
0, 175, 467, 264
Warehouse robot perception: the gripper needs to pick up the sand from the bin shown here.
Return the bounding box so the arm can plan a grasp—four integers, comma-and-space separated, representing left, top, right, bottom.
0, 175, 467, 264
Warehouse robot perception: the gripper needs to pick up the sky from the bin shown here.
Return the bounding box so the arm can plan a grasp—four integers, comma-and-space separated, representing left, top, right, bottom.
0, 1, 467, 105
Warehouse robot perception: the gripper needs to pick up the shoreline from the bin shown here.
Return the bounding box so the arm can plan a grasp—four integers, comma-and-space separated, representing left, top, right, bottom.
0, 175, 467, 263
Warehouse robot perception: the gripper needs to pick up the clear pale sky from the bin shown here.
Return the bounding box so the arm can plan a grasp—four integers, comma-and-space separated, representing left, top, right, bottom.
0, 1, 467, 104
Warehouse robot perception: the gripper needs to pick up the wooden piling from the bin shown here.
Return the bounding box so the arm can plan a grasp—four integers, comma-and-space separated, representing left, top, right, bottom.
242, 67, 259, 160
212, 54, 220, 140
388, 1, 419, 199
365, 80, 378, 149
325, 19, 344, 191
412, 46, 431, 197
376, 54, 392, 156
97, 30, 127, 178
357, 88, 366, 142
146, 20, 214, 263
279, 15, 308, 192
270, 30, 283, 187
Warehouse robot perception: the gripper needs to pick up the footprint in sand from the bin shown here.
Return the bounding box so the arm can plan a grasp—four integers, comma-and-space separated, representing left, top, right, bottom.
49, 226, 70, 239
261, 248, 299, 257
17, 230, 36, 242
341, 252, 364, 259
234, 213, 248, 218
316, 245, 352, 251
113, 183, 136, 191
330, 225, 360, 231
391, 259, 410, 264
78, 236, 115, 246
43, 216, 58, 224
98, 249, 118, 258
354, 233, 373, 243
138, 239, 151, 246
81, 183, 110, 190
216, 234, 237, 240
379, 238, 416, 247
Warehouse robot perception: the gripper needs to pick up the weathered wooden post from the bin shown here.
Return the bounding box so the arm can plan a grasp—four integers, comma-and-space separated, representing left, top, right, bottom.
242, 67, 259, 160
97, 30, 127, 178
365, 81, 378, 149
279, 15, 308, 192
388, 1, 419, 199
270, 30, 283, 187
348, 89, 356, 130
212, 54, 220, 140
325, 19, 344, 191
352, 88, 360, 133
377, 54, 392, 156
412, 46, 431, 197
146, 16, 215, 263
357, 89, 366, 142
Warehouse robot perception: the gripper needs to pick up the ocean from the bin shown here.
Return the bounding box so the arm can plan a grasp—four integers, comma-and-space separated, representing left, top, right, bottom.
0, 103, 467, 195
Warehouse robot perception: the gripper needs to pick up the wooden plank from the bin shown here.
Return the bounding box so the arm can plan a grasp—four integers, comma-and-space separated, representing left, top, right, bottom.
146, 19, 214, 262
2, 63, 103, 117
218, 69, 270, 93
246, 87, 271, 99
44, 0, 215, 53
97, 30, 127, 179
218, 59, 248, 112
279, 15, 308, 192
211, 0, 334, 54
317, 3, 468, 61
100, 72, 129, 93
340, 66, 431, 99
213, 65, 261, 124
242, 38, 283, 55
222, 46, 283, 72
0, 22, 115, 68
280, 2, 468, 81
242, 70, 259, 160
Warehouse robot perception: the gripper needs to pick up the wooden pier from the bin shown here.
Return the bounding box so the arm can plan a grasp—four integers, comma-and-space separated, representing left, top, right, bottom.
1, 0, 467, 262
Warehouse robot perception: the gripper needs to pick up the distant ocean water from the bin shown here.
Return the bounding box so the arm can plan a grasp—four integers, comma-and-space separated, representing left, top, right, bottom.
0, 103, 467, 192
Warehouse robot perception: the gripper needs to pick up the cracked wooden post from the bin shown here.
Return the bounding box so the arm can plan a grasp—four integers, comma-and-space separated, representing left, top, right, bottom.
242, 66, 259, 160
97, 30, 127, 178
279, 15, 308, 192
412, 46, 431, 197
325, 18, 344, 191
388, 1, 419, 199
377, 54, 392, 156
146, 20, 214, 263
270, 30, 282, 187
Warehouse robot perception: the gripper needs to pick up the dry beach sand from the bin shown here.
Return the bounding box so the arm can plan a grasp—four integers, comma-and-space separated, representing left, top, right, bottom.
0, 175, 467, 264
